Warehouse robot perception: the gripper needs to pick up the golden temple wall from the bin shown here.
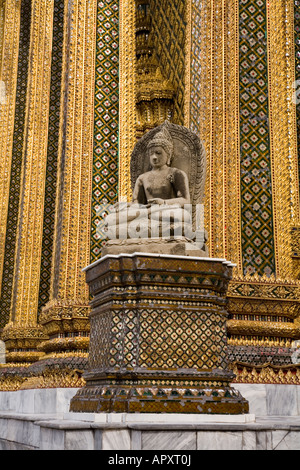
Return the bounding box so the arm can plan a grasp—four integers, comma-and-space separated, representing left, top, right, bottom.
0, 0, 300, 387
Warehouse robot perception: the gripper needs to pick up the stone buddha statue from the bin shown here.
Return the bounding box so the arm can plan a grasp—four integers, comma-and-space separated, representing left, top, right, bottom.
131, 126, 190, 208
102, 121, 208, 257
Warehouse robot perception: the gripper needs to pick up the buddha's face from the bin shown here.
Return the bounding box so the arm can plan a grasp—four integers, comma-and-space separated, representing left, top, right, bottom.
149, 145, 170, 169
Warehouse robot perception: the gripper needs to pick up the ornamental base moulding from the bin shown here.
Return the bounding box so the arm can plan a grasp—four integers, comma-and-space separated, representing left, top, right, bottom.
38, 298, 90, 357
70, 253, 249, 415
229, 362, 300, 385
1, 323, 48, 364
33, 299, 90, 389
70, 368, 248, 414
226, 276, 300, 363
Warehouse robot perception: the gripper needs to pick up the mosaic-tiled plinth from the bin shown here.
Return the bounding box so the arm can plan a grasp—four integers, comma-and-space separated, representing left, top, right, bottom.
70, 253, 249, 414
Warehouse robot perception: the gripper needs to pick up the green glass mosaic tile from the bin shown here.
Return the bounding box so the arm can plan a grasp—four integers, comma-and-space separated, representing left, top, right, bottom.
239, 0, 276, 277
91, 0, 119, 262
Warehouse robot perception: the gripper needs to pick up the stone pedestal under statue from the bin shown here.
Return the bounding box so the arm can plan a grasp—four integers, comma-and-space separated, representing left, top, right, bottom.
70, 252, 249, 414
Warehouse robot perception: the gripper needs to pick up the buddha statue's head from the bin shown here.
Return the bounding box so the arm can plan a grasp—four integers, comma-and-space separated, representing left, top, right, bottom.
147, 126, 174, 166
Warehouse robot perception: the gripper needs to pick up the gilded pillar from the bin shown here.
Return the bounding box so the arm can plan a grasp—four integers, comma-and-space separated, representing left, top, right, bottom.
119, 0, 136, 201
39, 0, 96, 366
266, 0, 300, 279
1, 0, 54, 362
185, 0, 243, 271
226, 0, 300, 363
0, 0, 22, 327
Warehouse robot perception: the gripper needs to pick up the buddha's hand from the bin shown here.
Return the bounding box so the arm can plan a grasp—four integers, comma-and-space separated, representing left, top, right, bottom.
147, 198, 165, 205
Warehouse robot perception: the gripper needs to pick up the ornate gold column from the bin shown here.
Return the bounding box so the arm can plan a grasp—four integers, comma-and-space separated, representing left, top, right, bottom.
188, 0, 242, 272
119, 0, 136, 201
1, 0, 54, 363
225, 0, 243, 273
226, 0, 300, 369
38, 0, 96, 370
0, 0, 21, 297
267, 0, 300, 279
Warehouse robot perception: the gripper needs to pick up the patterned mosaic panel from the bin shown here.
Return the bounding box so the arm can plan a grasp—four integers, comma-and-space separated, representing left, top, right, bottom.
89, 307, 228, 371
150, 0, 186, 125
89, 311, 112, 369
295, 0, 300, 188
139, 308, 228, 370
0, 0, 32, 328
91, 0, 119, 262
38, 0, 64, 313
89, 309, 139, 370
239, 0, 276, 277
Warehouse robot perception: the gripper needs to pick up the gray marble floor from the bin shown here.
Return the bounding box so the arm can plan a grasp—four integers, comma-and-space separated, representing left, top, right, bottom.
1, 386, 300, 450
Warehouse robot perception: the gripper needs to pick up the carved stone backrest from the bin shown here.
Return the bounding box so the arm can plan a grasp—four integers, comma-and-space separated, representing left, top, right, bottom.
130, 121, 206, 208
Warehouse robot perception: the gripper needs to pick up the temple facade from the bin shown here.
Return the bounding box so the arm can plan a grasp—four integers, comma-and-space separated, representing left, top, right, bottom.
0, 0, 300, 390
